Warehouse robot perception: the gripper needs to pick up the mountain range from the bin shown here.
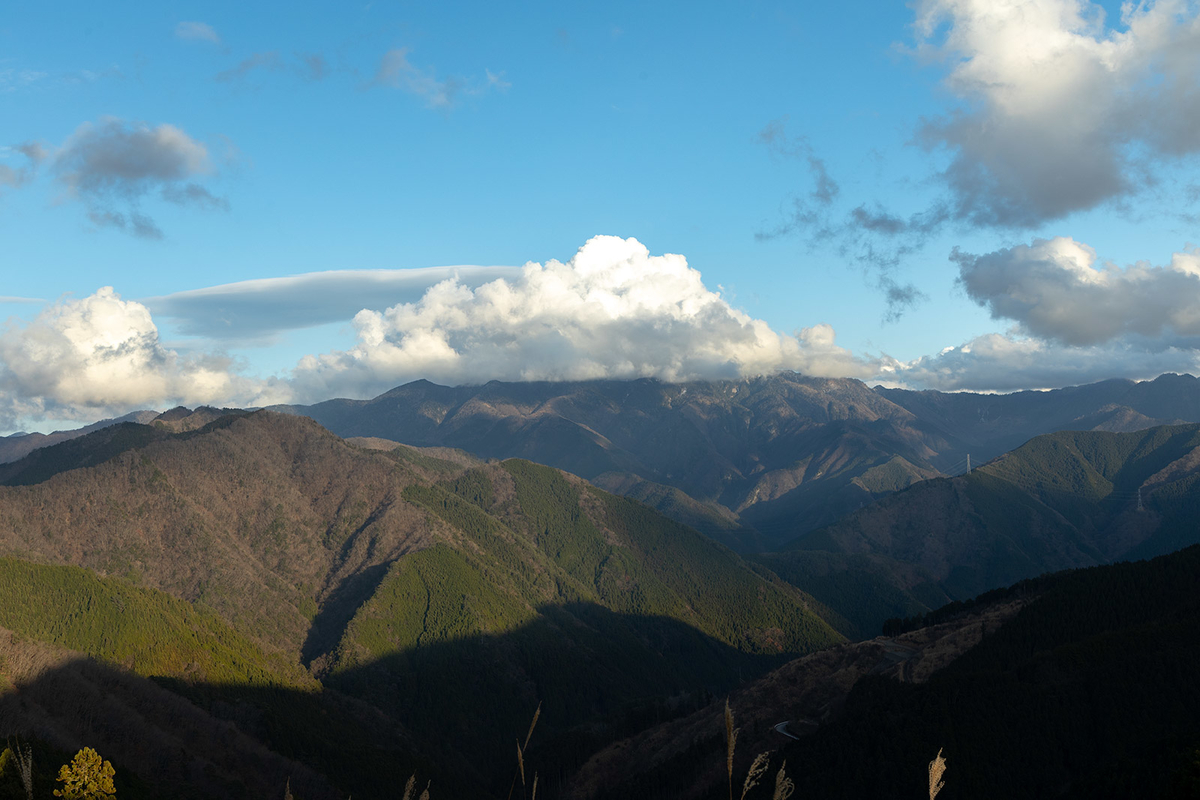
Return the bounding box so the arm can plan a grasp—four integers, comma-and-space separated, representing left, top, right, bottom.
273, 373, 1200, 550
1, 372, 1199, 797
760, 422, 1200, 636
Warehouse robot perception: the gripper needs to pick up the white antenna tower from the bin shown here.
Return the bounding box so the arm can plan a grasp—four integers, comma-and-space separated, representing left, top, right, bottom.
1137, 486, 1144, 513
966, 453, 971, 473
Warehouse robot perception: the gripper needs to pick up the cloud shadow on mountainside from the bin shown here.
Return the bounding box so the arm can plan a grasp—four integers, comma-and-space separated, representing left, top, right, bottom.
2, 602, 804, 800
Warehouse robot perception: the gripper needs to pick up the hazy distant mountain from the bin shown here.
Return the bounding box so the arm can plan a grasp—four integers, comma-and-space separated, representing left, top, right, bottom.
877, 372, 1200, 463
0, 409, 840, 797
761, 423, 1200, 636
274, 373, 1200, 549
0, 409, 159, 464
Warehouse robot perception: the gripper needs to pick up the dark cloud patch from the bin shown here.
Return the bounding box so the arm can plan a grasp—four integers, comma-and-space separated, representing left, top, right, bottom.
0, 142, 46, 191
955, 237, 1200, 348
758, 118, 840, 206
850, 205, 906, 235
756, 118, 933, 319
161, 183, 229, 211
87, 209, 164, 240
878, 275, 928, 322
51, 118, 225, 238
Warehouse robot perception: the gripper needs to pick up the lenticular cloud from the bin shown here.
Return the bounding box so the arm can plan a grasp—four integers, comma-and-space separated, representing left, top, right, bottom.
290, 235, 872, 400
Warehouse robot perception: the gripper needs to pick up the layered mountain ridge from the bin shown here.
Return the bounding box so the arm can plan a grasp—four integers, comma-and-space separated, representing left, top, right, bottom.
760, 422, 1200, 636
273, 372, 1200, 549
0, 408, 840, 798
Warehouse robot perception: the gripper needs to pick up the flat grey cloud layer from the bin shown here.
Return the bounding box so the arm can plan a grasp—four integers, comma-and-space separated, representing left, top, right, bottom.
896, 332, 1200, 392
957, 237, 1200, 347
144, 266, 524, 340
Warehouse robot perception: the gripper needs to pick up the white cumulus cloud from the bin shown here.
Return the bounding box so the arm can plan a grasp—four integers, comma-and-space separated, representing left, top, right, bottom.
289, 236, 875, 401
914, 0, 1200, 226
0, 288, 281, 430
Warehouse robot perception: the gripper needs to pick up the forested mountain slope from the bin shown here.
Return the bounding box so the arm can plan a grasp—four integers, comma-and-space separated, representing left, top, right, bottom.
760, 423, 1200, 636
274, 375, 950, 549
0, 410, 840, 797
571, 545, 1200, 800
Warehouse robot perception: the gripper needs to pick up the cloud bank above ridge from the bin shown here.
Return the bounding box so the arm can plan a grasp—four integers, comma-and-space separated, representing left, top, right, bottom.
289, 235, 876, 400
0, 237, 875, 429
3, 235, 1198, 432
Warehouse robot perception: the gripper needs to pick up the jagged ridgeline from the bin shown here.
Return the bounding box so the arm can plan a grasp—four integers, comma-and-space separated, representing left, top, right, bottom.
758, 422, 1200, 638
0, 410, 841, 798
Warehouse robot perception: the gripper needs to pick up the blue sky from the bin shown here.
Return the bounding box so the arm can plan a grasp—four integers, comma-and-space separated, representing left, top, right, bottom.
2, 0, 1200, 433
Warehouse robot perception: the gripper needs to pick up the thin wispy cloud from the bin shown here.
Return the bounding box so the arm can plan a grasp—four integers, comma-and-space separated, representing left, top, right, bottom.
216, 51, 283, 82
371, 48, 508, 108
175, 21, 221, 46
756, 119, 928, 320
300, 53, 328, 81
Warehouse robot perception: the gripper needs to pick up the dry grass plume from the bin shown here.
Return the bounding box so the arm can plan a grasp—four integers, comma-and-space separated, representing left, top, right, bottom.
929, 748, 947, 799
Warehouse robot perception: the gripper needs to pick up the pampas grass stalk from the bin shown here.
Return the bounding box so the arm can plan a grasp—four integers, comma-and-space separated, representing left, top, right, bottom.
929, 748, 947, 800
507, 703, 541, 800
402, 775, 416, 800
725, 698, 740, 800
12, 738, 33, 800
772, 760, 794, 800
523, 702, 541, 750
739, 752, 769, 800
